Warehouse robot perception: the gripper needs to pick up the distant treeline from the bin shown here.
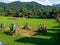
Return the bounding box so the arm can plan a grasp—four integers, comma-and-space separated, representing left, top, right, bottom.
0, 1, 60, 18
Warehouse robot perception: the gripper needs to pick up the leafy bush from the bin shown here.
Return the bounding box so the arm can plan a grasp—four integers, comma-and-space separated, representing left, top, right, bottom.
37, 23, 47, 32
0, 23, 5, 30
23, 23, 30, 30
10, 23, 17, 31
10, 23, 17, 36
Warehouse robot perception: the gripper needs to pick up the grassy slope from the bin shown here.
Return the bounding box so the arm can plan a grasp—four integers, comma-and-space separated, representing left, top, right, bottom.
0, 16, 60, 45
0, 16, 58, 28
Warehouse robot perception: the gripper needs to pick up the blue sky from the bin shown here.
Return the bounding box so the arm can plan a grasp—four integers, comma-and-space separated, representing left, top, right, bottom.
0, 0, 60, 5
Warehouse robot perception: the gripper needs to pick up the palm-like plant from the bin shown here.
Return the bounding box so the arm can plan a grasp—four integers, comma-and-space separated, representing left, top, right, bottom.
0, 23, 5, 30
10, 23, 17, 31
10, 23, 17, 36
23, 23, 30, 30
37, 23, 47, 32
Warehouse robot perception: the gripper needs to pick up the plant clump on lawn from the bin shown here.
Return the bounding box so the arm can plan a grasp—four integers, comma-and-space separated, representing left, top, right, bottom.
37, 23, 47, 33
56, 14, 60, 23
9, 23, 17, 36
0, 23, 5, 31
23, 23, 31, 30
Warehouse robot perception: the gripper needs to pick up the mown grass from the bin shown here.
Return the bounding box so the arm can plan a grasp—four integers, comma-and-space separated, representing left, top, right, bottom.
0, 16, 58, 28
0, 16, 60, 45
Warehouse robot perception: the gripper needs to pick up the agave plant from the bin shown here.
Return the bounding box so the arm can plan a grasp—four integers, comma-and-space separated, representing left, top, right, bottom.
10, 23, 17, 31
37, 23, 47, 32
10, 23, 17, 36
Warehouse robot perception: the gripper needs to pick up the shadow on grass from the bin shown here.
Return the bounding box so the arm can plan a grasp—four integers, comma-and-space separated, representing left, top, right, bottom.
15, 28, 60, 45
15, 36, 60, 45
33, 32, 56, 37
15, 24, 60, 45
32, 28, 60, 36
48, 28, 60, 31
53, 24, 60, 29
4, 31, 10, 36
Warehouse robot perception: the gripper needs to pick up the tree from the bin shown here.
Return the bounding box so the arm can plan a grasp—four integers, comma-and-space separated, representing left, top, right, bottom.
44, 9, 49, 18
28, 10, 33, 18
36, 9, 42, 18
56, 14, 60, 23
5, 9, 14, 16
15, 11, 19, 17
52, 5, 59, 18
3, 6, 7, 12
41, 8, 48, 18
37, 23, 47, 32
19, 7, 28, 17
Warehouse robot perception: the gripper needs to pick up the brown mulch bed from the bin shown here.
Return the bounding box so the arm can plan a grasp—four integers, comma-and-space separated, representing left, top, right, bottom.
22, 30, 36, 37
1, 26, 36, 37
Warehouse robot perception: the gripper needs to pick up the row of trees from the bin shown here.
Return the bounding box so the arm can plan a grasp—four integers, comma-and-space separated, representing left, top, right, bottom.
0, 5, 60, 18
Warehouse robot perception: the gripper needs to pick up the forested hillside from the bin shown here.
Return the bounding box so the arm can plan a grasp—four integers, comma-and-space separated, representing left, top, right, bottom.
0, 1, 60, 18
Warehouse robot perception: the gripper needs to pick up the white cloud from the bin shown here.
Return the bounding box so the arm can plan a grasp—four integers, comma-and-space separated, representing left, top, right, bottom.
8, 0, 15, 2
19, 0, 52, 5
1, 0, 60, 5
35, 0, 52, 5
55, 1, 60, 4
49, 0, 60, 5
3, 0, 16, 3
41, 0, 52, 5
19, 0, 34, 2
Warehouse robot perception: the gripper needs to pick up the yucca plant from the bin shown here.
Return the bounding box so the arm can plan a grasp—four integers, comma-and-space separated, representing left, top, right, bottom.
37, 23, 47, 32
10, 23, 17, 31
10, 23, 17, 36
0, 23, 5, 30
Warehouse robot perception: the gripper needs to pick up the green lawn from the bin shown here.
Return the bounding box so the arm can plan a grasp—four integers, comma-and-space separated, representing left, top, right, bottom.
0, 16, 60, 45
